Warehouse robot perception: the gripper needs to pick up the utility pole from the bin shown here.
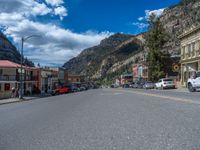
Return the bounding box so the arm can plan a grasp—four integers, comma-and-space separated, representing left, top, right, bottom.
19, 35, 41, 100
19, 37, 24, 99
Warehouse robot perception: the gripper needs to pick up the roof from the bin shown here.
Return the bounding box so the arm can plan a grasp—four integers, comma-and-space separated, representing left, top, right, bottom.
0, 60, 35, 69
0, 60, 22, 68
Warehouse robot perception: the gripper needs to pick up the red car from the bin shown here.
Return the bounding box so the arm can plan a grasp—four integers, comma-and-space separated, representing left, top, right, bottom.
52, 86, 72, 95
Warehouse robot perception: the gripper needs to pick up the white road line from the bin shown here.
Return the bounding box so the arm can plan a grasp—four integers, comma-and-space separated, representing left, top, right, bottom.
110, 89, 200, 105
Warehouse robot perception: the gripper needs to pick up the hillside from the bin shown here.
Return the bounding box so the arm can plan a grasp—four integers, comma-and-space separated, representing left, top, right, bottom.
0, 32, 34, 67
160, 0, 200, 55
63, 33, 144, 79
63, 0, 200, 81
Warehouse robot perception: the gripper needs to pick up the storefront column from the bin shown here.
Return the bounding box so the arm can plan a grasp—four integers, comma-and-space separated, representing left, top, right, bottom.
198, 61, 200, 71
181, 64, 184, 86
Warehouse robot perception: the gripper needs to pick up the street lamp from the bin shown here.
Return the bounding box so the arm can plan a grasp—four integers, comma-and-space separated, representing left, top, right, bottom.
19, 35, 41, 100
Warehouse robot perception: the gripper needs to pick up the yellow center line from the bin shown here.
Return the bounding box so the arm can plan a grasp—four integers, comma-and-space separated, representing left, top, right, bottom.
109, 89, 200, 105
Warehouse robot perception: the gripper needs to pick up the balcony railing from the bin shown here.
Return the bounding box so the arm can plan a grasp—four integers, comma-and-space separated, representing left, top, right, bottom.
0, 75, 39, 81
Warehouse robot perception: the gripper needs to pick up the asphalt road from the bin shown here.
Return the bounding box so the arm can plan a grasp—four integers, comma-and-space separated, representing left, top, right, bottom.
0, 88, 200, 150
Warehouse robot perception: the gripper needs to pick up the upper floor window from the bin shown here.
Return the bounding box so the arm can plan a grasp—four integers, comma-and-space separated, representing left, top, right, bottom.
191, 43, 195, 57
182, 46, 185, 59
188, 44, 191, 58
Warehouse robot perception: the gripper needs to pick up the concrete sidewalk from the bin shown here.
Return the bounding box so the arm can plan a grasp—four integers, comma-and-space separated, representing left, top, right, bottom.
0, 94, 52, 105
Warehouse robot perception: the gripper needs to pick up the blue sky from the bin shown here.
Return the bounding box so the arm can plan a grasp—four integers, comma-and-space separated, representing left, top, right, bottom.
65, 0, 180, 34
0, 0, 180, 66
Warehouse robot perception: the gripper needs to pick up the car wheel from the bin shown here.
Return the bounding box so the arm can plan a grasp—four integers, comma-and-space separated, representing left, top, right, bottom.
188, 83, 196, 92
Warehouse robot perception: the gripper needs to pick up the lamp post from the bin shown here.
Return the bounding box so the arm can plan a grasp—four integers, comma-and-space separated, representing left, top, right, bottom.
19, 35, 41, 100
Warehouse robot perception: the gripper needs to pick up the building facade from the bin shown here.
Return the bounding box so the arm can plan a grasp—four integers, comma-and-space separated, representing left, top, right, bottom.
0, 60, 40, 99
132, 64, 148, 81
179, 25, 200, 86
67, 74, 81, 84
40, 67, 58, 94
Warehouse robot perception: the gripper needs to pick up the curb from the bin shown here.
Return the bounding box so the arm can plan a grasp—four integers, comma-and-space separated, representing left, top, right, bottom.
0, 94, 53, 106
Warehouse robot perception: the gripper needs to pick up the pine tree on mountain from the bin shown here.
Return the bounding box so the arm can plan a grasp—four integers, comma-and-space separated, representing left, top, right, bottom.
146, 13, 170, 82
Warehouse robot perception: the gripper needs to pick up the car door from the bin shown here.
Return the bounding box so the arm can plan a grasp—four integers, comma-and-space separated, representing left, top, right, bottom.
156, 80, 161, 88
196, 72, 200, 87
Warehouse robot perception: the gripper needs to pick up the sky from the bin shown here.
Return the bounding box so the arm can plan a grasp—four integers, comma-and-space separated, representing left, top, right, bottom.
0, 0, 180, 66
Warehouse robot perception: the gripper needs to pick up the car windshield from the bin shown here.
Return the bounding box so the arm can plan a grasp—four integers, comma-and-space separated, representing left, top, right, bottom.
163, 79, 173, 82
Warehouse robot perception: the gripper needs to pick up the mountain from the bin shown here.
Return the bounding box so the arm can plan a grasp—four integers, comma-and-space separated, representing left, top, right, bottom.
64, 0, 200, 82
160, 0, 200, 56
63, 33, 145, 79
0, 32, 34, 67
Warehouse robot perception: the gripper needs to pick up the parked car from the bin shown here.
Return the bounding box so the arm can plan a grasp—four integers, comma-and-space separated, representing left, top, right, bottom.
187, 71, 200, 92
143, 81, 155, 89
52, 86, 72, 95
133, 81, 145, 89
122, 84, 130, 88
132, 82, 139, 88
70, 85, 79, 92
155, 78, 176, 89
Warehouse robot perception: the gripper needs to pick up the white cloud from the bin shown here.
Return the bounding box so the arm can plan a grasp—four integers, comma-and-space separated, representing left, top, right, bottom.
32, 2, 52, 16
0, 0, 111, 66
0, 0, 67, 20
54, 6, 68, 20
45, 0, 64, 6
132, 22, 148, 29
145, 8, 165, 19
131, 8, 165, 33
138, 17, 144, 21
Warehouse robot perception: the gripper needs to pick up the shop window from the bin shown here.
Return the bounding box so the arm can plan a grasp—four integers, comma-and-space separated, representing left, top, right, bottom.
4, 83, 10, 91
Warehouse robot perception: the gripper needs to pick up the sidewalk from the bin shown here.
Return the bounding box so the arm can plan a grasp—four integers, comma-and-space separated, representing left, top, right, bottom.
0, 94, 52, 105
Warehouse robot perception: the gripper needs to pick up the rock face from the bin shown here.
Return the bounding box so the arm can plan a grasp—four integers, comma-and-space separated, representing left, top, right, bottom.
0, 32, 34, 67
160, 0, 200, 56
63, 0, 200, 80
63, 33, 144, 78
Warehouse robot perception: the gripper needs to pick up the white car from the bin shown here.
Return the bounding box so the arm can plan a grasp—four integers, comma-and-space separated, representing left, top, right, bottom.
187, 71, 200, 92
155, 78, 176, 89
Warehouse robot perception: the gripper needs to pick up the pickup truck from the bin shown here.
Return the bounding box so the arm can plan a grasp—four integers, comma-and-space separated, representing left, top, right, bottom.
187, 71, 200, 92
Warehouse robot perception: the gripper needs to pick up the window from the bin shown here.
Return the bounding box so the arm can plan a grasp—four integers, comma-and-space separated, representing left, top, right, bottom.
191, 43, 195, 57
4, 83, 10, 91
188, 44, 191, 57
182, 46, 185, 59
197, 72, 200, 78
0, 84, 1, 92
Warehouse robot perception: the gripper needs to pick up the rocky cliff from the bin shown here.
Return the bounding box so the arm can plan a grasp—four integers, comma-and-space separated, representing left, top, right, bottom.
63, 33, 145, 79
63, 0, 200, 81
0, 32, 34, 67
160, 0, 200, 56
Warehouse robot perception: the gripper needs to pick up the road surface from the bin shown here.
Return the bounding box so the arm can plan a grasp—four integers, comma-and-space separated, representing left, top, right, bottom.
0, 88, 200, 150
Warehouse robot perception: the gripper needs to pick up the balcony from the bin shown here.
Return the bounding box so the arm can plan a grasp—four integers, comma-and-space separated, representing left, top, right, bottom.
0, 75, 17, 81
0, 75, 39, 81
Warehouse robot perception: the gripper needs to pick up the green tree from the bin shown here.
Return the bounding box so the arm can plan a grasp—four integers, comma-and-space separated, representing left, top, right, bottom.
146, 13, 170, 82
